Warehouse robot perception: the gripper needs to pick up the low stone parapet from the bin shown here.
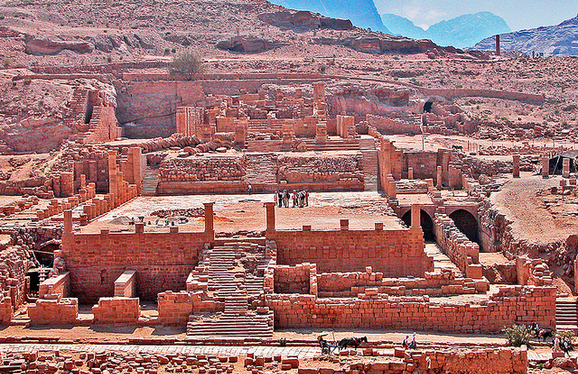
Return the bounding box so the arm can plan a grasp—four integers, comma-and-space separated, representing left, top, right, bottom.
39, 272, 70, 299
28, 298, 78, 325
92, 297, 140, 324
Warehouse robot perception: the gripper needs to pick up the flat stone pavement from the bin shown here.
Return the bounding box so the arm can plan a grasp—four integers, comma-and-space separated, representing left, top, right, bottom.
0, 344, 325, 359
0, 344, 567, 362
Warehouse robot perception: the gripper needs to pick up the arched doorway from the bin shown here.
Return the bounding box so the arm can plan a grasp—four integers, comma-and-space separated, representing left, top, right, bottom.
402, 209, 435, 241
449, 209, 479, 244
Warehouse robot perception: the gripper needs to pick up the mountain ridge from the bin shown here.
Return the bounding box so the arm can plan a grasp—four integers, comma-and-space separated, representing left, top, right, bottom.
474, 13, 578, 56
268, 0, 390, 33
382, 12, 510, 48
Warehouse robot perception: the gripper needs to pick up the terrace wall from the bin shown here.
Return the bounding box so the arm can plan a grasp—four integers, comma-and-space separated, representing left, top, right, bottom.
269, 227, 433, 277
61, 231, 211, 303
266, 285, 556, 333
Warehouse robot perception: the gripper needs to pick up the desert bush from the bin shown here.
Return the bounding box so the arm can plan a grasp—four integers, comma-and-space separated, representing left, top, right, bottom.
169, 51, 204, 78
503, 324, 533, 347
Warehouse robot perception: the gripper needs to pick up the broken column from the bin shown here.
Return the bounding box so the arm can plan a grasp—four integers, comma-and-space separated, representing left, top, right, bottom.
315, 122, 328, 143
563, 158, 570, 178
512, 154, 520, 178
436, 166, 442, 188
60, 172, 74, 198
108, 150, 118, 197
64, 210, 73, 233
204, 202, 214, 233
408, 167, 414, 180
411, 204, 421, 229
313, 82, 325, 102
265, 202, 276, 233
495, 35, 501, 56
541, 156, 549, 178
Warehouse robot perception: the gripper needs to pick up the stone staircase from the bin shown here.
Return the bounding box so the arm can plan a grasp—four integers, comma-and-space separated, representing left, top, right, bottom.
247, 121, 284, 135
186, 240, 273, 338
556, 298, 578, 331
142, 166, 159, 196
302, 138, 361, 151
244, 154, 278, 186
361, 149, 378, 191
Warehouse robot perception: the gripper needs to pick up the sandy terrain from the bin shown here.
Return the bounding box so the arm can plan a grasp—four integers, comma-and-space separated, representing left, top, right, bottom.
81, 192, 402, 234
491, 175, 578, 244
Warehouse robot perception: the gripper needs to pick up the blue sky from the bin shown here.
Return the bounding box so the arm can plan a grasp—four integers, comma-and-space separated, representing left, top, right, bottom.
374, 0, 578, 31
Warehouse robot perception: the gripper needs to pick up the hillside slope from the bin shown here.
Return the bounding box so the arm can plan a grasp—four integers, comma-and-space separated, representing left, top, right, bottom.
268, 0, 389, 33
475, 14, 578, 56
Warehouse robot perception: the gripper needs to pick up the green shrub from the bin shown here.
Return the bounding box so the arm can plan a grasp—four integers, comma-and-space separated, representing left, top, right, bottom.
503, 324, 533, 347
169, 51, 203, 78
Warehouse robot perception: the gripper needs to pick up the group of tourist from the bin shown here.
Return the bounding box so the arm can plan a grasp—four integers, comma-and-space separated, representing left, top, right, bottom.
274, 190, 309, 208
402, 333, 418, 350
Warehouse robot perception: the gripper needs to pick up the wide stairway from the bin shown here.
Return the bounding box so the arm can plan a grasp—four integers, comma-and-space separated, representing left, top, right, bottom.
142, 166, 159, 196
302, 138, 361, 151
361, 149, 378, 191
186, 241, 273, 338
556, 298, 578, 331
244, 154, 278, 187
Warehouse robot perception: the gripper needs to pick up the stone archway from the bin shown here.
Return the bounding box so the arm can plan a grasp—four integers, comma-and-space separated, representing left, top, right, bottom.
449, 209, 479, 244
402, 209, 435, 241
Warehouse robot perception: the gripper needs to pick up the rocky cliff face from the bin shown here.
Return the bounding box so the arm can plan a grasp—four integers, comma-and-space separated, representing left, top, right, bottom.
474, 14, 578, 56
268, 0, 389, 33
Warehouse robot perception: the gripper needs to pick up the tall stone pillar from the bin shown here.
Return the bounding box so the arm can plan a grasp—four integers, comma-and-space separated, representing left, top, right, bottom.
495, 35, 501, 56
108, 151, 118, 196
436, 166, 442, 188
563, 158, 570, 178
129, 147, 143, 194
411, 204, 421, 228
512, 154, 520, 178
541, 156, 549, 178
265, 202, 276, 232
64, 210, 73, 233
408, 167, 414, 180
386, 175, 397, 199
204, 202, 215, 233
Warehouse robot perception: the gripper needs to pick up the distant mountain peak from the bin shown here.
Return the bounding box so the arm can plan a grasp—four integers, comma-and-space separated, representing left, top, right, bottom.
381, 12, 510, 48
559, 13, 578, 27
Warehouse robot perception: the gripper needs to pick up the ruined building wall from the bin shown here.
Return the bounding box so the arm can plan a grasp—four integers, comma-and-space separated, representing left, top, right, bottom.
61, 231, 211, 303
402, 152, 438, 180
269, 228, 433, 277
82, 106, 122, 144
115, 81, 206, 138
265, 285, 556, 333
0, 246, 32, 322
367, 114, 420, 135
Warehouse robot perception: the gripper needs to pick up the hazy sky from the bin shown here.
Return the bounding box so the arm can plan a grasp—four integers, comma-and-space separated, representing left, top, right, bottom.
374, 0, 578, 31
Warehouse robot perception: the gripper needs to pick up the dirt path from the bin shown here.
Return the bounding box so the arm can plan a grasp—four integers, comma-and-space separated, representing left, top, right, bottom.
491, 175, 573, 244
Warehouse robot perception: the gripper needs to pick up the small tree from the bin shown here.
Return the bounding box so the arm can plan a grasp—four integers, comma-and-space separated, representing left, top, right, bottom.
503, 324, 533, 347
169, 51, 204, 79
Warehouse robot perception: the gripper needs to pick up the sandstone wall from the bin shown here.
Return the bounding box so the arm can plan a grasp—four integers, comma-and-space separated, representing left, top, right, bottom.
61, 231, 211, 303
266, 285, 556, 333
269, 227, 433, 277
367, 115, 420, 135
434, 213, 483, 278
273, 264, 311, 294
315, 270, 489, 297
